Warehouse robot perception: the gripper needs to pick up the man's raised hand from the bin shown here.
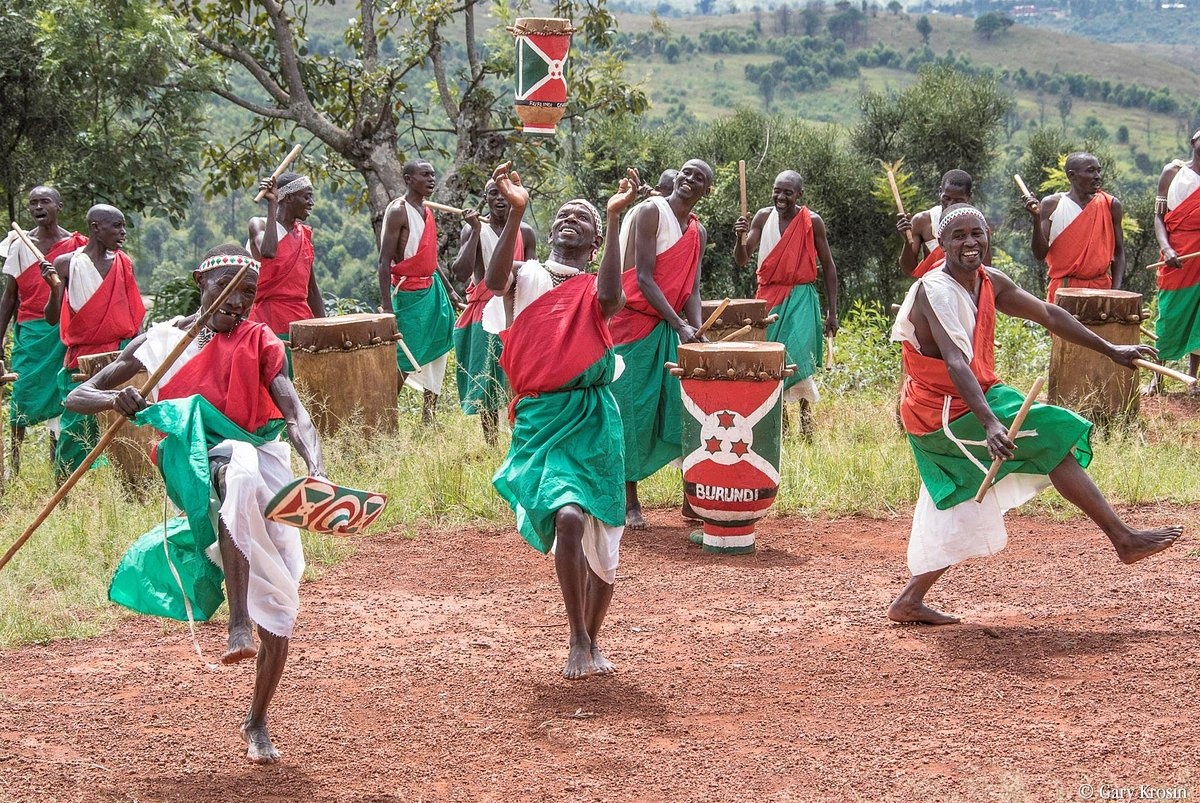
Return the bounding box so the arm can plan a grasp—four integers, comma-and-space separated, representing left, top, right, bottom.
258, 176, 277, 204
113, 387, 150, 419
1021, 193, 1039, 217
463, 208, 482, 231
490, 161, 529, 212
607, 168, 641, 214
894, 212, 912, 236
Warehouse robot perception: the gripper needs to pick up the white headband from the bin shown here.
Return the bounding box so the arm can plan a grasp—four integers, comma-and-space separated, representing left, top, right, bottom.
275, 176, 312, 201
197, 254, 260, 274
561, 199, 603, 238
937, 205, 987, 239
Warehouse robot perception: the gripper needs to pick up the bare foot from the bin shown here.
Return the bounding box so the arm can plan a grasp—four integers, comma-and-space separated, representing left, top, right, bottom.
589, 644, 616, 676
222, 624, 257, 665
887, 599, 961, 626
626, 505, 648, 530
241, 720, 281, 765
1112, 525, 1183, 564
563, 642, 594, 680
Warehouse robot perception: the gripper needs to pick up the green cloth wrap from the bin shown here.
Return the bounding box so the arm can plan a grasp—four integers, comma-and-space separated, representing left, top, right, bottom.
766, 282, 822, 390
1154, 283, 1200, 362
453, 321, 506, 415
391, 280, 455, 371
8, 318, 67, 427
610, 320, 682, 482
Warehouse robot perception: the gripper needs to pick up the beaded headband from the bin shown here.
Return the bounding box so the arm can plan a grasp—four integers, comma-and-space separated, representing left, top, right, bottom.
196, 254, 260, 274
558, 198, 603, 238
937, 205, 987, 239
275, 175, 313, 201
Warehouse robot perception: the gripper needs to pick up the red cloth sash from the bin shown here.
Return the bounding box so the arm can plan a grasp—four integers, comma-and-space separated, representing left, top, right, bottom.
250, 223, 314, 336
912, 245, 944, 279
755, 207, 817, 311
500, 274, 612, 423
389, 207, 438, 292
608, 215, 700, 345
60, 250, 145, 369
1045, 192, 1115, 303
1159, 182, 1200, 292
899, 268, 999, 437
14, 232, 87, 322
455, 281, 494, 329
158, 321, 285, 434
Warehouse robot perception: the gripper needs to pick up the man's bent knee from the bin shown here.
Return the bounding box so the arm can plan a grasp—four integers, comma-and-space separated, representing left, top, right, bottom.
555, 505, 585, 537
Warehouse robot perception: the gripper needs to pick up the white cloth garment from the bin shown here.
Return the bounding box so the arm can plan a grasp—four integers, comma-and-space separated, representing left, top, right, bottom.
478, 221, 500, 267
1167, 163, 1200, 212
618, 195, 683, 265
135, 322, 304, 637
891, 268, 1050, 575
2, 232, 35, 278
247, 221, 289, 256
924, 204, 942, 253
507, 259, 625, 584
757, 209, 784, 268
1048, 195, 1083, 246
67, 248, 105, 313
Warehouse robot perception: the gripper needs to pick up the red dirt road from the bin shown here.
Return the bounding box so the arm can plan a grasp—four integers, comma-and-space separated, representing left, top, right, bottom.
2, 509, 1198, 802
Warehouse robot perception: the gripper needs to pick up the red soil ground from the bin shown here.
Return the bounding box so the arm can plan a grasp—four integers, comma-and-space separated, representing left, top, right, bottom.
1, 508, 1198, 802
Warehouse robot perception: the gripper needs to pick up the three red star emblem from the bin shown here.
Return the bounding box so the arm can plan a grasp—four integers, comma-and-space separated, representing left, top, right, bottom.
717, 411, 736, 428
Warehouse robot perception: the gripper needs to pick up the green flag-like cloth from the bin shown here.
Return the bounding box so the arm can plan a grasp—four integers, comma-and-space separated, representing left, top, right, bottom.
108, 396, 284, 622
8, 319, 67, 427
453, 321, 506, 415
766, 282, 823, 391
1155, 283, 1200, 362
391, 281, 454, 372
610, 320, 682, 482
908, 383, 1093, 511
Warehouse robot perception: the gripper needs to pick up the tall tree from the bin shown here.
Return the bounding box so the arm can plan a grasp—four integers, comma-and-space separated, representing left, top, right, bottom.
180, 0, 647, 233
915, 14, 932, 45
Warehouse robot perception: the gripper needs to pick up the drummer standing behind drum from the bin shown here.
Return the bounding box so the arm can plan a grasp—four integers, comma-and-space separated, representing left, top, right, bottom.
378, 159, 461, 425
611, 160, 711, 530
484, 161, 631, 679
247, 172, 326, 372
733, 170, 838, 438
449, 179, 536, 444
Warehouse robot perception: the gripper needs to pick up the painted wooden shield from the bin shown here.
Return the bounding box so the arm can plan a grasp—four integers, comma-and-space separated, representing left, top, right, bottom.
265, 476, 388, 535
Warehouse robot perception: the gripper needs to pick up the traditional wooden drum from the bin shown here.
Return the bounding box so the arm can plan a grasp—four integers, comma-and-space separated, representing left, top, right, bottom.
289, 314, 399, 436
670, 342, 792, 554
1049, 288, 1146, 422
76, 351, 158, 487
508, 17, 574, 135
700, 299, 776, 342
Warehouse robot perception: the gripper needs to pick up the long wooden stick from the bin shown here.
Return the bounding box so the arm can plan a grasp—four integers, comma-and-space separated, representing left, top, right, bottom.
1133, 358, 1197, 386
887, 170, 917, 250
396, 335, 422, 375
738, 160, 748, 247
697, 298, 731, 340
826, 335, 835, 368
253, 144, 303, 202
1146, 250, 1200, 271
974, 376, 1045, 503
0, 261, 256, 573
423, 200, 464, 215
1140, 325, 1158, 341
9, 223, 60, 288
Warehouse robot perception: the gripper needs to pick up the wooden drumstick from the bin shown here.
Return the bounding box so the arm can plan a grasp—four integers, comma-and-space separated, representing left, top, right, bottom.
1146, 250, 1200, 270
738, 160, 748, 247
423, 200, 465, 215
887, 170, 917, 250
1014, 173, 1035, 203
0, 259, 258, 573
719, 325, 752, 342
974, 376, 1045, 504
1140, 325, 1158, 341
0, 372, 18, 384
395, 335, 423, 375
697, 298, 731, 340
827, 335, 835, 368
254, 145, 303, 203
8, 223, 59, 288
1133, 358, 1197, 386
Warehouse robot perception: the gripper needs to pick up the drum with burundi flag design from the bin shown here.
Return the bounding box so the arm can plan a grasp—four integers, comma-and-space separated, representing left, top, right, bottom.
508, 17, 574, 135
674, 342, 791, 554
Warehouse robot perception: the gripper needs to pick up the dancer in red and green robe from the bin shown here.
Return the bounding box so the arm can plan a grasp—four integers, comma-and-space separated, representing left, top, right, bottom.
610, 159, 712, 529
248, 171, 326, 375
484, 161, 635, 679
65, 245, 326, 765
1152, 129, 1200, 384
888, 204, 1180, 626
0, 185, 86, 469
449, 179, 536, 443
378, 159, 459, 425
44, 204, 144, 481
734, 170, 839, 432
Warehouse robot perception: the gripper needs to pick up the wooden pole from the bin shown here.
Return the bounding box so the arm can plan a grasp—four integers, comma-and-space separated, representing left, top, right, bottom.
1133, 358, 1197, 386
423, 200, 465, 215
974, 376, 1045, 503
253, 144, 303, 202
887, 170, 917, 250
9, 223, 59, 288
1145, 250, 1200, 271
0, 260, 257, 573
696, 297, 731, 340
738, 160, 748, 248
